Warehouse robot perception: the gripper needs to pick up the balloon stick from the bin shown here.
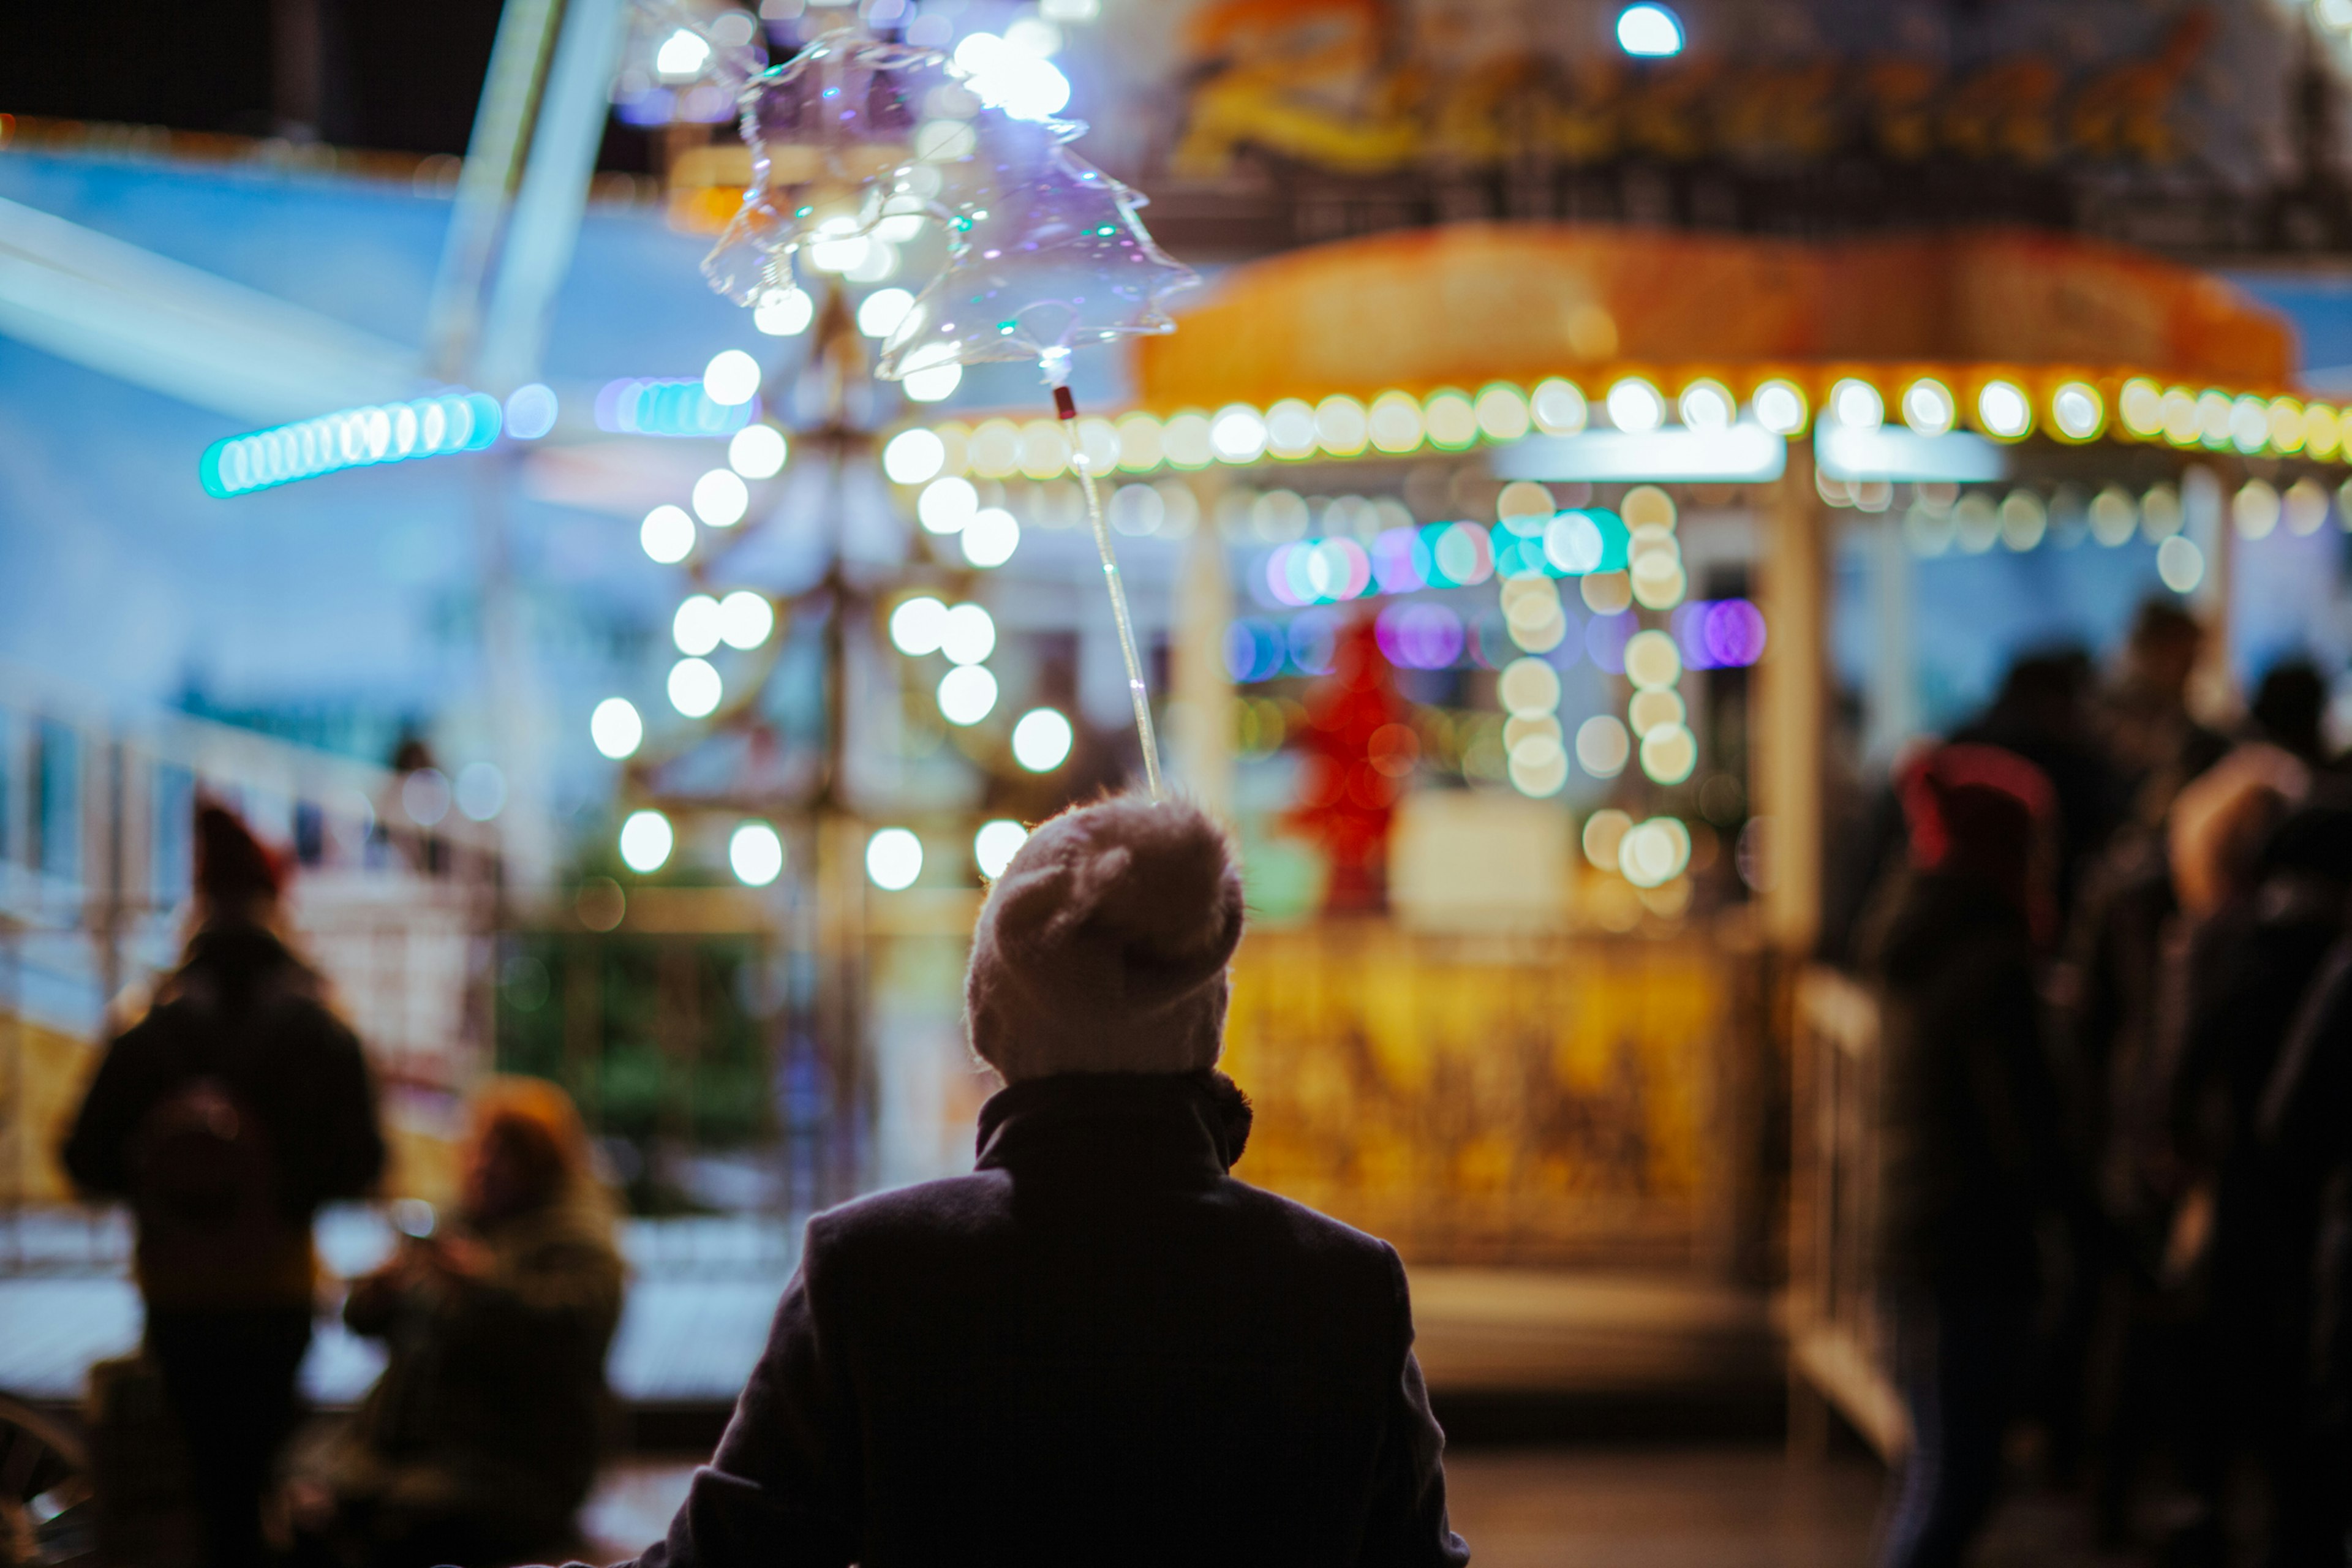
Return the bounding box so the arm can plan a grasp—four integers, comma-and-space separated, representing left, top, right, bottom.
1053, 380, 1162, 801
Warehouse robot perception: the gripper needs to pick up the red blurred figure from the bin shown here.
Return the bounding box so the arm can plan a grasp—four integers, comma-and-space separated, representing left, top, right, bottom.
1287, 616, 1415, 913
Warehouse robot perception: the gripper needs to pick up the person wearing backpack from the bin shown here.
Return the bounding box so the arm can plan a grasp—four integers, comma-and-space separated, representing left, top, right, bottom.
62, 800, 387, 1567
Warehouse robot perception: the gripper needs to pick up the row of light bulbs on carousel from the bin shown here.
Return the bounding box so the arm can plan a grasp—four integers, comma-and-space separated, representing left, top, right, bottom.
885, 369, 2352, 499
881, 375, 2071, 491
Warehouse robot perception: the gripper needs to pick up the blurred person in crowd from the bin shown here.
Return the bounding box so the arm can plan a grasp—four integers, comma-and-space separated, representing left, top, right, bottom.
2102, 601, 2230, 816
1828, 649, 2118, 973
2056, 739, 2234, 1539
590, 796, 1467, 1568
385, 733, 450, 875
2258, 919, 2352, 1564
1867, 744, 2082, 1568
2244, 658, 2329, 767
61, 801, 386, 1568
2159, 754, 2352, 1566
307, 1076, 624, 1568
1951, 648, 2120, 918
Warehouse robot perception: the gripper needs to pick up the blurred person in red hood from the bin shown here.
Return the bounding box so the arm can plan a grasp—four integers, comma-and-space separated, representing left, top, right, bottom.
1867, 745, 2085, 1568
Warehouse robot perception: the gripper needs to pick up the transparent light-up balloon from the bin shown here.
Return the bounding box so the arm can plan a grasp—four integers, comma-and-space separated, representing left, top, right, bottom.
700, 42, 1199, 800
874, 135, 1197, 382
870, 108, 1197, 799
616, 1, 766, 125
701, 32, 951, 303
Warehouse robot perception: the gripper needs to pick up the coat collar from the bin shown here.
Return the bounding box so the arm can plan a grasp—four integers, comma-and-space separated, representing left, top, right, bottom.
974, 1069, 1253, 1186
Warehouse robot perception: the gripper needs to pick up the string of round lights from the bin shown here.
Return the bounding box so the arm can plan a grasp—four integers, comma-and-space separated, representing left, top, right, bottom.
888, 369, 2347, 483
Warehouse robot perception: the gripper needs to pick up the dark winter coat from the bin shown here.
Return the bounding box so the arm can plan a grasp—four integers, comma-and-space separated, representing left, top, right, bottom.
1868, 872, 2076, 1292
61, 921, 385, 1308
597, 1071, 1468, 1568
2166, 805, 2352, 1319
2061, 828, 2179, 1233
2264, 933, 2352, 1417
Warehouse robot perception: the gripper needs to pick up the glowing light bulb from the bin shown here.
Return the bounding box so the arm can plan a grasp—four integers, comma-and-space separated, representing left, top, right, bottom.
717, 590, 774, 649
883, 428, 946, 485
961, 507, 1020, 568
889, 595, 949, 657
974, 819, 1029, 878
1616, 3, 1684, 56
1575, 715, 1630, 778
693, 469, 750, 527
903, 361, 963, 402
619, 809, 673, 873
858, 287, 916, 339
866, 827, 923, 890
668, 657, 722, 718
703, 349, 762, 407
918, 476, 979, 533
1831, 378, 1883, 430
654, 28, 710, 80
1978, 380, 2032, 440
729, 821, 785, 887
641, 505, 695, 564
939, 603, 997, 666
1605, 377, 1665, 434
728, 424, 787, 478
755, 287, 813, 337
2051, 382, 2104, 441
1901, 379, 1954, 436
1752, 380, 1807, 435
1678, 380, 1735, 432
673, 594, 723, 656
590, 698, 643, 760
937, 665, 998, 725
1011, 708, 1074, 772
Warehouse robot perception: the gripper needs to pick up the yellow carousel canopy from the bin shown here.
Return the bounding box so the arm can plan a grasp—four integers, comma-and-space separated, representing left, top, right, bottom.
1132, 223, 2293, 413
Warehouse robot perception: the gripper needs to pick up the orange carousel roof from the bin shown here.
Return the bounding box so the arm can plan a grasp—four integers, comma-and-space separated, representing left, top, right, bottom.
1131, 223, 2293, 412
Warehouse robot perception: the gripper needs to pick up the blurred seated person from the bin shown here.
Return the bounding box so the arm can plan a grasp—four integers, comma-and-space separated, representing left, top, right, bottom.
307, 1078, 624, 1568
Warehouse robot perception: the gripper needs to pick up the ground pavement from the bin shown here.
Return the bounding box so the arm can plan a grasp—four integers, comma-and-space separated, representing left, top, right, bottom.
578, 1447, 2147, 1567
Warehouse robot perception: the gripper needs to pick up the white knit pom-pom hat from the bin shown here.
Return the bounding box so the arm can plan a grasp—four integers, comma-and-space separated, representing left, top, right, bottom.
963, 795, 1245, 1083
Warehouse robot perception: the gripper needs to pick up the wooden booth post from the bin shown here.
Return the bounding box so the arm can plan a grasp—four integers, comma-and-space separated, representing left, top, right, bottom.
1756, 447, 1826, 954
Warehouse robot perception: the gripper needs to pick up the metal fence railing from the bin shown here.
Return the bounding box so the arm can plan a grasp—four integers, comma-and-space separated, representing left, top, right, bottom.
1, 661, 503, 1248
1786, 963, 1907, 1461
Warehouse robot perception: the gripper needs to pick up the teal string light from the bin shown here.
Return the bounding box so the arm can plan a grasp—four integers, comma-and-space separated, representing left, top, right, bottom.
199, 392, 503, 497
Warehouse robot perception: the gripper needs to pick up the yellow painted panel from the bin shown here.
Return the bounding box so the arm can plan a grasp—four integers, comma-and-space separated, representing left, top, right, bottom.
1224, 927, 1728, 1265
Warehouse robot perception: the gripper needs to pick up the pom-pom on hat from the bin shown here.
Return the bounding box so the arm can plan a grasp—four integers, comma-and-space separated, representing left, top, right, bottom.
965, 795, 1245, 1084
194, 798, 288, 908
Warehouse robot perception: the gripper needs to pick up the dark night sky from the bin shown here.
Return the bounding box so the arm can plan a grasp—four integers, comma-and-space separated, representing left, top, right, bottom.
1, 0, 506, 153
